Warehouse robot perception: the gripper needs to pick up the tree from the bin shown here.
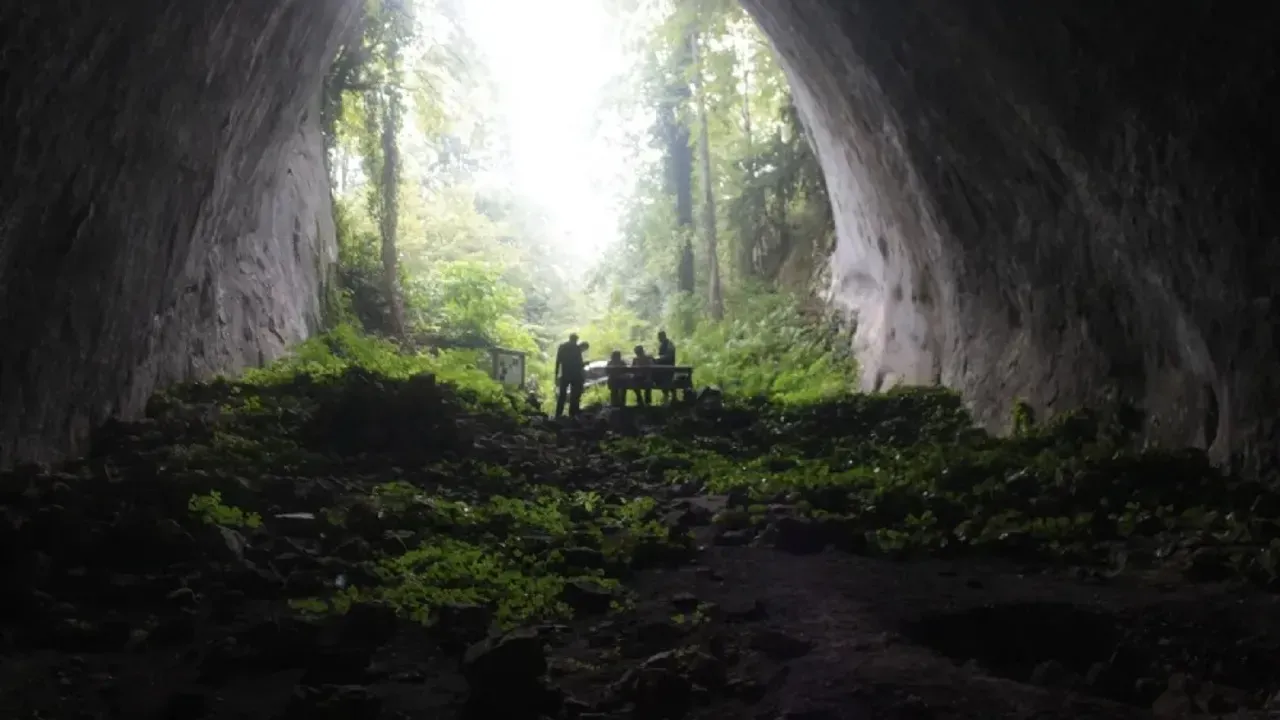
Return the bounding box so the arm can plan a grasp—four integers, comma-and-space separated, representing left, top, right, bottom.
322, 0, 418, 336
693, 30, 723, 320
377, 70, 407, 336
594, 0, 834, 326
662, 28, 697, 302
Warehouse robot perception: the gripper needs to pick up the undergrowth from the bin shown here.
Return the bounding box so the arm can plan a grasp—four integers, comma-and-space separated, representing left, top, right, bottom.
608, 389, 1280, 587
676, 290, 859, 405
18, 326, 1271, 651
236, 323, 515, 409
578, 289, 859, 407
134, 331, 690, 631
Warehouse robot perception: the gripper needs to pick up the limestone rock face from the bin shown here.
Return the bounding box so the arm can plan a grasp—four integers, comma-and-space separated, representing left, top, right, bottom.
0, 1, 358, 466
742, 0, 1280, 472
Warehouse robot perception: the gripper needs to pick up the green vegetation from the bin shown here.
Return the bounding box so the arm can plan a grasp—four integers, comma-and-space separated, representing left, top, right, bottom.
27, 340, 1269, 660
10, 332, 1278, 715
315, 0, 852, 408
147, 0, 1261, 635
324, 0, 574, 397
8, 3, 1277, 717
677, 288, 857, 403
135, 0, 1263, 631
590, 0, 834, 340
607, 389, 1279, 587
236, 322, 512, 407
130, 340, 690, 631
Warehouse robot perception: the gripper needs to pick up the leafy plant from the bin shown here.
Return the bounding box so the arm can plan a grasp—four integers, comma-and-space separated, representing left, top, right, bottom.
188, 491, 262, 530
678, 287, 858, 403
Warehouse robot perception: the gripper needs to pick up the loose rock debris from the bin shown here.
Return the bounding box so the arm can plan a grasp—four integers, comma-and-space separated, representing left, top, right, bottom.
3, 371, 1280, 719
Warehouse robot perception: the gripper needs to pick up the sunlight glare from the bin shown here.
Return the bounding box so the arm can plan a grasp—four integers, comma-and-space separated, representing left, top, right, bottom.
461, 0, 629, 269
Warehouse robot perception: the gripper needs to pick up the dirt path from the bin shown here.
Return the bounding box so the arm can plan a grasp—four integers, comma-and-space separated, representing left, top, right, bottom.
650, 547, 1148, 720
527, 501, 1280, 720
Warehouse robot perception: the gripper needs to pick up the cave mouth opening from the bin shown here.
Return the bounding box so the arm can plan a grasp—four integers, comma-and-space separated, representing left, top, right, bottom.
5, 0, 1280, 470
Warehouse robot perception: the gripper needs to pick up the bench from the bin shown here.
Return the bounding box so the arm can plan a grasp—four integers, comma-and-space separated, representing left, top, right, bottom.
583, 363, 697, 402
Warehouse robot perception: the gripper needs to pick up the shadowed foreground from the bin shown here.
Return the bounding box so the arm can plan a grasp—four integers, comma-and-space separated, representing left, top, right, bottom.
3, 371, 1279, 719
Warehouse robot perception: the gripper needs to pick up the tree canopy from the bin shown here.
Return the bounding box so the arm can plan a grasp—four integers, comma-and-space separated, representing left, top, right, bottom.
321, 0, 854, 403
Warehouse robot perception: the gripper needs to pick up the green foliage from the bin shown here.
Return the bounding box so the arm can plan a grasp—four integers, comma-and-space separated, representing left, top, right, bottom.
411, 261, 529, 345
240, 324, 511, 408
578, 303, 654, 360
1011, 399, 1036, 437
606, 387, 1280, 588
325, 0, 581, 382
596, 0, 833, 323
677, 288, 858, 403
156, 365, 686, 630
299, 486, 667, 627
145, 348, 679, 630
187, 491, 262, 530
62, 316, 1280, 694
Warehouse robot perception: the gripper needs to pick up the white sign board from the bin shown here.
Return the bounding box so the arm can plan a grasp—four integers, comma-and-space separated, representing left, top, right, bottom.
490, 348, 526, 387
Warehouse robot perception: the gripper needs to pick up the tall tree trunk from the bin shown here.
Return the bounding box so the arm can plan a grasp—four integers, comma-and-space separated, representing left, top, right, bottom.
669, 115, 696, 300
661, 28, 696, 299
694, 33, 723, 320
379, 89, 406, 337
738, 45, 755, 283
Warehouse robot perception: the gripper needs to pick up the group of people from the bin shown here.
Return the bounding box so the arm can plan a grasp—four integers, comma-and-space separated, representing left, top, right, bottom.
553, 330, 677, 418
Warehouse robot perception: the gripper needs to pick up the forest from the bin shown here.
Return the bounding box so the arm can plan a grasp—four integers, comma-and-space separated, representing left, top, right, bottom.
3, 1, 1279, 718
317, 0, 855, 406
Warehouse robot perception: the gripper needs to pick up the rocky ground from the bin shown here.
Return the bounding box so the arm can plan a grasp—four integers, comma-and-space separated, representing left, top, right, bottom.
3, 369, 1280, 719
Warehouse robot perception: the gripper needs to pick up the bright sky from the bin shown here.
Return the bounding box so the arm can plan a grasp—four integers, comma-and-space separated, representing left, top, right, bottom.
460, 0, 633, 269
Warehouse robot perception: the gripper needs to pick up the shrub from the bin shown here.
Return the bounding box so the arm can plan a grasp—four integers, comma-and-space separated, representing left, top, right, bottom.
679, 288, 858, 404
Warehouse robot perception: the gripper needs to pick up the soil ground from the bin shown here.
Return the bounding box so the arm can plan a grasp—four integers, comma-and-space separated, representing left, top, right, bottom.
2, 381, 1277, 720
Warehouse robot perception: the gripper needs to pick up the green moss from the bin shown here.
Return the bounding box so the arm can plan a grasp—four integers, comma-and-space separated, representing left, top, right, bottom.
617, 387, 1276, 584
94, 334, 1280, 644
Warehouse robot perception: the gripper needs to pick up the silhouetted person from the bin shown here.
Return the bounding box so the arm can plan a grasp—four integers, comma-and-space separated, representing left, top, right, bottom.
631, 345, 653, 407
605, 350, 628, 408
554, 333, 585, 418
656, 330, 677, 403
577, 341, 594, 404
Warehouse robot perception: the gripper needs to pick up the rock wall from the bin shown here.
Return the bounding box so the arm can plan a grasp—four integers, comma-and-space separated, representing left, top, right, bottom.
0, 1, 358, 466
741, 0, 1280, 473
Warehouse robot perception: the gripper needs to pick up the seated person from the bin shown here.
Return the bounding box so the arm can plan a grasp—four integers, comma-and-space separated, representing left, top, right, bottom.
631, 345, 653, 407
655, 330, 677, 403
605, 350, 628, 407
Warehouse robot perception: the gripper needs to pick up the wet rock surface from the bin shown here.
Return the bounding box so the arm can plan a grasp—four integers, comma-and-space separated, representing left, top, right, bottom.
3, 376, 1280, 719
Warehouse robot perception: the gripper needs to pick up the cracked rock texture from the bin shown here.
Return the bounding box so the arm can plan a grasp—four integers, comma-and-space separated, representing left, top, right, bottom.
743, 0, 1280, 473
0, 1, 358, 466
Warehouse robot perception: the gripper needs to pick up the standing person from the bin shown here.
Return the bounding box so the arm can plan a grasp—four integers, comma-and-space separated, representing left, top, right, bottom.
554, 333, 585, 418
605, 350, 628, 408
655, 330, 677, 403
631, 345, 654, 407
